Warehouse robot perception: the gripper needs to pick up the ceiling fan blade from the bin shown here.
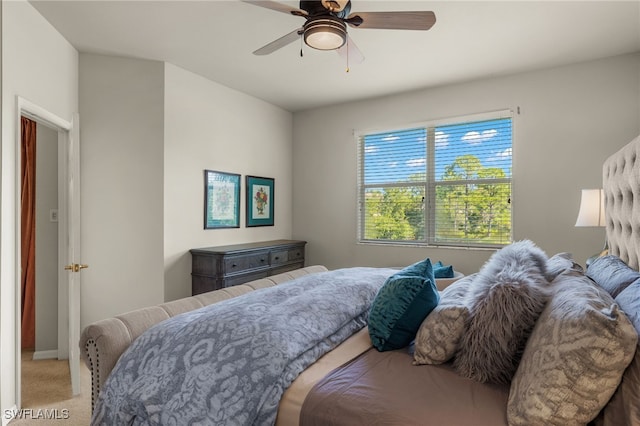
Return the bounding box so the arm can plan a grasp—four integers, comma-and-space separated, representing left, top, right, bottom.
337, 35, 365, 64
346, 11, 436, 30
253, 28, 302, 55
241, 0, 308, 17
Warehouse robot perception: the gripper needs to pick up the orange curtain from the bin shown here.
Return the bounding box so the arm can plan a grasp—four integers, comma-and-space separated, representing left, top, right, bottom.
21, 117, 37, 349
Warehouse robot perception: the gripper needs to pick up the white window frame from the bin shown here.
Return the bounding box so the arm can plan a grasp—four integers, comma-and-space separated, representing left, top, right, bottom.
356, 110, 513, 249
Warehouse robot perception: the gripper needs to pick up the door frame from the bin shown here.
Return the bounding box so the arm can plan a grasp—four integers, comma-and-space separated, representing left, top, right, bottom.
15, 97, 74, 407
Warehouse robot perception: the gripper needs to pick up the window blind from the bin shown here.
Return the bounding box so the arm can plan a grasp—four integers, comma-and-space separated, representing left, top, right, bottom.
357, 111, 513, 248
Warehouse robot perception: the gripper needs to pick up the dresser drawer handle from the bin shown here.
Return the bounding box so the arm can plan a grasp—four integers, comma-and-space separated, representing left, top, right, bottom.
274, 256, 280, 261
261, 258, 266, 262
231, 263, 237, 268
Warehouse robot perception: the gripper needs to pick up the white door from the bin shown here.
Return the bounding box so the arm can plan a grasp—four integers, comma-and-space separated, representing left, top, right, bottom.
64, 113, 84, 396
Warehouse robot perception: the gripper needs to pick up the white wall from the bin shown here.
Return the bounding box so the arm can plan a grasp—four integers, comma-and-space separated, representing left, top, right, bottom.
1, 0, 78, 419
35, 123, 58, 353
77, 59, 294, 317
79, 54, 165, 327
293, 53, 640, 275
163, 63, 294, 301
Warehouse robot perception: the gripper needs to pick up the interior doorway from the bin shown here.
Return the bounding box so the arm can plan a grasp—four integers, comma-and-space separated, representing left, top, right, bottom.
16, 98, 82, 410
19, 118, 62, 406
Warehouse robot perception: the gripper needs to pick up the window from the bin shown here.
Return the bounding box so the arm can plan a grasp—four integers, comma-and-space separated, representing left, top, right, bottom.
357, 111, 512, 248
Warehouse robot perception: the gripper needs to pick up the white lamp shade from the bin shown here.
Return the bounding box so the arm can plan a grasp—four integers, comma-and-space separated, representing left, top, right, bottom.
575, 188, 605, 227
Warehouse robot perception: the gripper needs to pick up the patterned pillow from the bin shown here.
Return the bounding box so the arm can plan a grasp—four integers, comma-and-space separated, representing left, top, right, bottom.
453, 240, 550, 384
546, 252, 583, 281
413, 274, 475, 365
595, 279, 640, 425
368, 258, 439, 352
508, 272, 638, 426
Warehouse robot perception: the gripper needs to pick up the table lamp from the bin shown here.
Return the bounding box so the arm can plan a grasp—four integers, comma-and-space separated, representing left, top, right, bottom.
575, 188, 607, 266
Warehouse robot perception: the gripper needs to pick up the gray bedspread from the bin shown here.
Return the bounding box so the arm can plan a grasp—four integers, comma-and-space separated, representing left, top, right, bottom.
91, 267, 395, 426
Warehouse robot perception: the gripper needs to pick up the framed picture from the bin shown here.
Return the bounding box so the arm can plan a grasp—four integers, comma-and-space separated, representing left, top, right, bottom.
246, 175, 274, 227
204, 170, 240, 229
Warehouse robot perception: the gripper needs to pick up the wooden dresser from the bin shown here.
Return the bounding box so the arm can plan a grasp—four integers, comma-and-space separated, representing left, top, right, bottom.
190, 239, 307, 295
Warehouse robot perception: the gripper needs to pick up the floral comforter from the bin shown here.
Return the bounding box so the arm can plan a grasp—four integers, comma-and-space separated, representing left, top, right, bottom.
92, 267, 394, 426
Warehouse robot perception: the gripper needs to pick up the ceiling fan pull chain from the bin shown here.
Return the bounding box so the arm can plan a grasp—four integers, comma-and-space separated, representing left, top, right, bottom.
345, 36, 350, 73
300, 34, 304, 57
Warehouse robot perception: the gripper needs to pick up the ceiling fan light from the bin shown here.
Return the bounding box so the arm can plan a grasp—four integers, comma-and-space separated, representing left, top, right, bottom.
303, 18, 347, 50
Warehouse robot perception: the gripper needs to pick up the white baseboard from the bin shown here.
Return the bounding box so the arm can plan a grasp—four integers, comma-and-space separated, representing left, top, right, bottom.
32, 349, 59, 360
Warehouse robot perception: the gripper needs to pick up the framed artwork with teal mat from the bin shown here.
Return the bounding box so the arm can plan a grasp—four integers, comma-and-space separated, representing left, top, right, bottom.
204, 170, 240, 229
246, 175, 274, 227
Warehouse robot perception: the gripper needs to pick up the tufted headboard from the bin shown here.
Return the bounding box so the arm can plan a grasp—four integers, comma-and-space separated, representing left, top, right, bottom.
602, 134, 640, 270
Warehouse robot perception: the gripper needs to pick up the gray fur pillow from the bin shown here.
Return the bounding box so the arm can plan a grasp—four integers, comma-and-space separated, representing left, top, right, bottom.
413, 274, 476, 365
453, 240, 551, 384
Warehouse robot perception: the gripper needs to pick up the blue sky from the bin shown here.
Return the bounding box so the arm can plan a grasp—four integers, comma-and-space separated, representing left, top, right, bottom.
364, 118, 512, 185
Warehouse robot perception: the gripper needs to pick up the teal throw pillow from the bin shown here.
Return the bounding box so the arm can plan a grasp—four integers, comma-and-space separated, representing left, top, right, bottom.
433, 260, 454, 279
368, 258, 440, 351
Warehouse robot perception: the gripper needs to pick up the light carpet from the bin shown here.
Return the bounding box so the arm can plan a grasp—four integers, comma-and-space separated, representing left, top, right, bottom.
9, 351, 91, 425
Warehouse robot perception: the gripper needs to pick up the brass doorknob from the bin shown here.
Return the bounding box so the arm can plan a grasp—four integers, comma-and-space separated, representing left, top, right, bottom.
64, 263, 89, 273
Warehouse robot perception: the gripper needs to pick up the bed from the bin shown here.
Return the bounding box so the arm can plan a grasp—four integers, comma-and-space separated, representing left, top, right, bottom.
81, 134, 640, 426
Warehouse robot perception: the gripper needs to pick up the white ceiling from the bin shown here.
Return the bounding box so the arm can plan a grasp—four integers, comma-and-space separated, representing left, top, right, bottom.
30, 0, 640, 112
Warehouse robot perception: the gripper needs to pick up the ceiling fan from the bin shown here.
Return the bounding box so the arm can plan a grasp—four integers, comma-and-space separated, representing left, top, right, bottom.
242, 0, 436, 62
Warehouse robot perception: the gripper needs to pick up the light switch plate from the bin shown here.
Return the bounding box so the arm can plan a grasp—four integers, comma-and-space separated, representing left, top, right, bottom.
50, 209, 58, 222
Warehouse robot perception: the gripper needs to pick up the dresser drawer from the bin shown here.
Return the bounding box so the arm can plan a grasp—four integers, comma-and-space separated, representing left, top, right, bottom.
224, 252, 269, 273
288, 248, 304, 262
271, 262, 305, 276
224, 270, 270, 287
270, 250, 289, 265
